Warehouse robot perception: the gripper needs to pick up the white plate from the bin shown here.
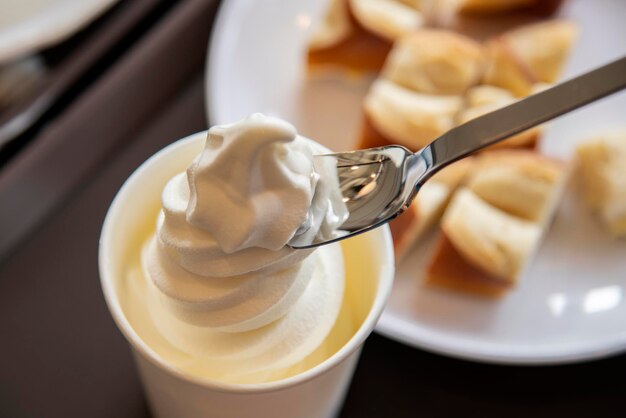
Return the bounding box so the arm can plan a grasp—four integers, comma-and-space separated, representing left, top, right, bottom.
207, 0, 626, 364
0, 0, 118, 64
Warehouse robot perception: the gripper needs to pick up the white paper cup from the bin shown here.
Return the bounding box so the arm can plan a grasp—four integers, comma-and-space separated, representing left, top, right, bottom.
99, 131, 395, 418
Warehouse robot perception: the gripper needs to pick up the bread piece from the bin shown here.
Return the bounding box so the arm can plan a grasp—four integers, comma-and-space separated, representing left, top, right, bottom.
483, 20, 577, 95
425, 151, 568, 296
482, 37, 537, 96
364, 78, 462, 149
382, 30, 486, 95
441, 188, 542, 282
349, 0, 426, 42
307, 0, 393, 72
506, 20, 578, 83
307, 0, 431, 72
576, 131, 626, 237
468, 150, 566, 222
308, 0, 352, 50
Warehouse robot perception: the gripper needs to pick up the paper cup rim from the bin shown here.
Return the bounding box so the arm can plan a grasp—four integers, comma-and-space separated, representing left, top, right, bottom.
99, 131, 395, 394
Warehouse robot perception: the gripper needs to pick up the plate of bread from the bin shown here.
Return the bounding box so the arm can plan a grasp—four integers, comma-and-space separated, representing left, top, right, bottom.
207, 0, 626, 364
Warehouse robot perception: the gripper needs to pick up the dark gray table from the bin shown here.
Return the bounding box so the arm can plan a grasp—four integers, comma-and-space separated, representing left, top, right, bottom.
1, 1, 625, 417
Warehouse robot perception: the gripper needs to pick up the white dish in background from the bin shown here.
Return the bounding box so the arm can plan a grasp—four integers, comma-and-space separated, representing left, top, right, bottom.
207, 0, 626, 364
0, 0, 118, 64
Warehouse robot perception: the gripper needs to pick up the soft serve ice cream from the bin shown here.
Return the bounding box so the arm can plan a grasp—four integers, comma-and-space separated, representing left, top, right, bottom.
123, 114, 354, 383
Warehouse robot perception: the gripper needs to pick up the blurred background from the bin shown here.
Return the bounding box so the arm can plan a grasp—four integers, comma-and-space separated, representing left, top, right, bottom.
1, 0, 625, 417
0, 1, 216, 416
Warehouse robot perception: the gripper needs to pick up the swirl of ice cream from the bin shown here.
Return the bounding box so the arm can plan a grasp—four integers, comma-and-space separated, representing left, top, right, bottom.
141, 114, 348, 382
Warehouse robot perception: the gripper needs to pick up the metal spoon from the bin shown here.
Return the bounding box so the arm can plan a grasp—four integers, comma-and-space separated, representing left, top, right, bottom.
289, 56, 626, 249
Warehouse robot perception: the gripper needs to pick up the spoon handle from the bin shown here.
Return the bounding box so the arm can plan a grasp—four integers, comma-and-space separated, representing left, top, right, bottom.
423, 56, 626, 173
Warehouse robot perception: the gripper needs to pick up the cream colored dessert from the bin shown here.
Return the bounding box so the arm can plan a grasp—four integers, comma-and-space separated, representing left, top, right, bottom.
120, 114, 366, 384
426, 150, 568, 296
576, 131, 626, 237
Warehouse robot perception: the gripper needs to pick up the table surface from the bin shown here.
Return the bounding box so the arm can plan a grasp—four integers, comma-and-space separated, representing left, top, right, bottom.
1, 1, 626, 417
